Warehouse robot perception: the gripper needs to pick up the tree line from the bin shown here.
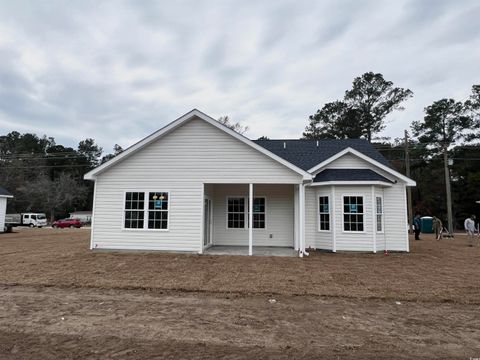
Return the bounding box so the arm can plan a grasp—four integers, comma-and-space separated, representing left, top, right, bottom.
0, 133, 122, 221
303, 72, 479, 229
1, 72, 479, 228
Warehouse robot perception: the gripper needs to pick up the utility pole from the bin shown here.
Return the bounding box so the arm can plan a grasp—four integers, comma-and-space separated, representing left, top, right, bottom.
443, 144, 454, 234
404, 130, 413, 234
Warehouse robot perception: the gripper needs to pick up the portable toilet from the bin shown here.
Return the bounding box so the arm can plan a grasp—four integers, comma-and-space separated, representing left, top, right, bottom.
420, 216, 434, 233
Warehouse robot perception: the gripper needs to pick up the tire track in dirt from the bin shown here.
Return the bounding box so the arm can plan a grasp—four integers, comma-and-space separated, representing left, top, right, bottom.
0, 285, 479, 359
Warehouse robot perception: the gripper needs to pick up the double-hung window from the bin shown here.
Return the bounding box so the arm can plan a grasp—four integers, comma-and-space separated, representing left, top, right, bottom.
227, 196, 266, 229
252, 197, 266, 229
124, 192, 145, 229
318, 196, 330, 231
148, 192, 169, 229
124, 191, 169, 230
227, 197, 245, 229
375, 196, 383, 232
343, 196, 364, 231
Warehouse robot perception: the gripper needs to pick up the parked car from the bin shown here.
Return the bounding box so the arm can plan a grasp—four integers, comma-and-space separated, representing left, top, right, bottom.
52, 218, 83, 229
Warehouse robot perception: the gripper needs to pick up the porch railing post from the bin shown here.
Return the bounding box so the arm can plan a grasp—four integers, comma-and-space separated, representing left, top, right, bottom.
249, 183, 253, 256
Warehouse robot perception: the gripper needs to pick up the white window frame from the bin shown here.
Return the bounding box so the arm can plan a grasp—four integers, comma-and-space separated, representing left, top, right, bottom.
342, 195, 365, 233
122, 190, 170, 232
375, 195, 384, 233
226, 196, 267, 230
226, 196, 247, 230
317, 195, 331, 232
249, 196, 267, 230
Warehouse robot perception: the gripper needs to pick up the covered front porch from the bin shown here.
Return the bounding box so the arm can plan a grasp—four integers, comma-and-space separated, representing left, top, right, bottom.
204, 245, 297, 257
202, 183, 307, 256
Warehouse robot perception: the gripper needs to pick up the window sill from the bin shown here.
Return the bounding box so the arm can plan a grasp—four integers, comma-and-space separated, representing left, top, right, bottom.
122, 228, 170, 232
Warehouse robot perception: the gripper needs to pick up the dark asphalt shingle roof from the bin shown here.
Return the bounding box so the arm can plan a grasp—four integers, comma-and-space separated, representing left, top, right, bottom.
313, 169, 393, 183
0, 186, 12, 196
253, 139, 391, 171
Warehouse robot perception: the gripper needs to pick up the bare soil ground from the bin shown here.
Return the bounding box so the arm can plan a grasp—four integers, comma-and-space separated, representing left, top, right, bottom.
0, 228, 479, 359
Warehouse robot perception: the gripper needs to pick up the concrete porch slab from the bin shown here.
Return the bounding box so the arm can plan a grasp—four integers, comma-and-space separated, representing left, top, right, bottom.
204, 246, 297, 257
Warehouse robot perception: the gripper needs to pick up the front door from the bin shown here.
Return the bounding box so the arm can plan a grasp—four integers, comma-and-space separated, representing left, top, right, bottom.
203, 197, 213, 247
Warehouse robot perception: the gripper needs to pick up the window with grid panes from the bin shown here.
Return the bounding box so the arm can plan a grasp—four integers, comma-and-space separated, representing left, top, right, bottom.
148, 192, 169, 229
252, 197, 265, 229
376, 196, 383, 232
227, 197, 245, 228
124, 192, 145, 229
343, 196, 364, 231
318, 196, 330, 231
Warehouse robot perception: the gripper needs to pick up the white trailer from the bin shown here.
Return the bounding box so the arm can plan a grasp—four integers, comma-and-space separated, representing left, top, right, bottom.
0, 187, 13, 233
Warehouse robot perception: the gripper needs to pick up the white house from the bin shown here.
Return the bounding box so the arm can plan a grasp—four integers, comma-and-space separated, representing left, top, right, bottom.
84, 109, 415, 256
69, 211, 93, 223
0, 187, 13, 233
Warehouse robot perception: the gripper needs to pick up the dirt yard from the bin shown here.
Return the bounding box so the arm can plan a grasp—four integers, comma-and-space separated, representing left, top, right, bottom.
0, 228, 479, 359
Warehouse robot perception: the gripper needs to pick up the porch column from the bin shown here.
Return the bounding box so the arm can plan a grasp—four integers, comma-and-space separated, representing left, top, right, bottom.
299, 183, 305, 256
371, 186, 377, 253
331, 186, 336, 253
293, 185, 299, 250
249, 183, 253, 256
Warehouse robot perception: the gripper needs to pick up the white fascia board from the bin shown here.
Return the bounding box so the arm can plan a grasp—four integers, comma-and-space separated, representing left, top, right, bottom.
308, 181, 393, 187
0, 195, 13, 198
307, 147, 416, 187
84, 109, 312, 181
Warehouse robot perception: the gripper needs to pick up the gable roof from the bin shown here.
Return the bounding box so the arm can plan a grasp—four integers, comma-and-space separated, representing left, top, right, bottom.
84, 109, 312, 180
253, 139, 391, 171
0, 186, 13, 198
255, 139, 415, 186
313, 169, 394, 183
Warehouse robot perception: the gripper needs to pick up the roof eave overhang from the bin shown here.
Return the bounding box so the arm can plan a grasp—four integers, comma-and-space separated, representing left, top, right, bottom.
84, 109, 312, 181
307, 147, 416, 186
308, 180, 394, 187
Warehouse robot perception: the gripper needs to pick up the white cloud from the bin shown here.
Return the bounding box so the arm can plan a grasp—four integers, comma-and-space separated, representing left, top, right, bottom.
0, 0, 478, 152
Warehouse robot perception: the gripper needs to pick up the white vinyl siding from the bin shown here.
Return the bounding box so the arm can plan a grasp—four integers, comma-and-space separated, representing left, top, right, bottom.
91, 117, 302, 251
375, 184, 409, 251
305, 187, 333, 250
212, 184, 293, 247
0, 197, 6, 232
334, 187, 372, 251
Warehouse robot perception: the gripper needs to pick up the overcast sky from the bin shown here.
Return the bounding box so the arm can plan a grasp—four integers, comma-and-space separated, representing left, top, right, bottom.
0, 0, 479, 153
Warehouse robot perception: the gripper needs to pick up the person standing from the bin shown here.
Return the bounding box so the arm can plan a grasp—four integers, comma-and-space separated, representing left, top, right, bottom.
413, 214, 421, 240
432, 216, 443, 240
464, 215, 477, 247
